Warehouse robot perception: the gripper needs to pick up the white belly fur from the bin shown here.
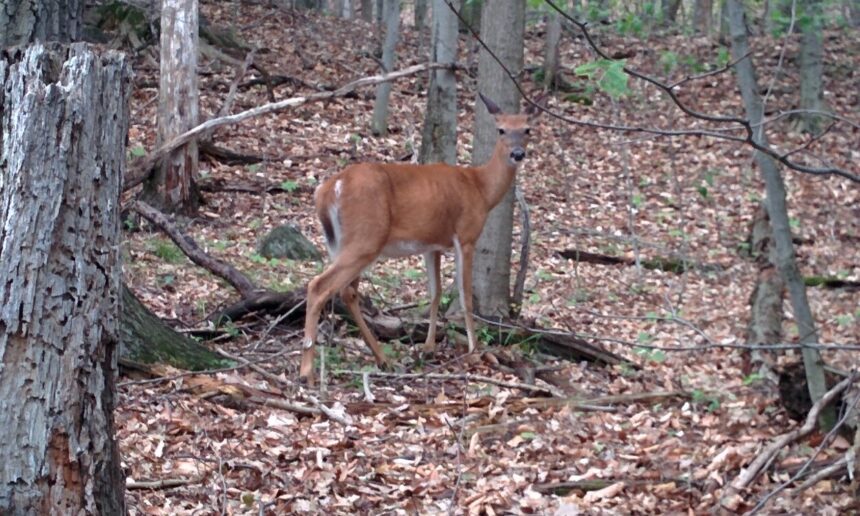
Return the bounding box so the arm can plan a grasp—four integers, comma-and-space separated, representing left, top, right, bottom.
381, 240, 446, 258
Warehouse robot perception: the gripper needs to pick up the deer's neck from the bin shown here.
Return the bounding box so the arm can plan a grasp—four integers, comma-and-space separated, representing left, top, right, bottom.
474, 142, 518, 208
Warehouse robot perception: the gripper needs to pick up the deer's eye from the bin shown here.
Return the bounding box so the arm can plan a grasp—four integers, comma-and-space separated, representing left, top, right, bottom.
524, 128, 531, 135
498, 128, 506, 135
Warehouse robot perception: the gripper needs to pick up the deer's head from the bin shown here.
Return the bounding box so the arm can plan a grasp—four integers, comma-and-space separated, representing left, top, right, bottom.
480, 93, 542, 166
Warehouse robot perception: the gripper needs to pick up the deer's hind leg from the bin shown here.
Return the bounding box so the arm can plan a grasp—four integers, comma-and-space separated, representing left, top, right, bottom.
300, 253, 375, 383
340, 277, 390, 368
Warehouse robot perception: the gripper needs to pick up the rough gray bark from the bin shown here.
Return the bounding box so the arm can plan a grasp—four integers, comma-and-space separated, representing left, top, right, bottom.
471, 0, 524, 317
849, 0, 860, 26
458, 0, 481, 33
745, 203, 784, 379
727, 0, 833, 428
415, 0, 428, 29
0, 43, 128, 515
797, 0, 826, 133
0, 0, 82, 47
542, 10, 563, 88
693, 0, 713, 33
360, 0, 374, 20
419, 0, 459, 164
718, 0, 730, 39
371, 0, 400, 135
661, 0, 682, 25
143, 0, 200, 214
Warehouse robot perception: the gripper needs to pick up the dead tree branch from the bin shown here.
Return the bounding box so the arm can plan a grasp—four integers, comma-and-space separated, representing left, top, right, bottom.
132, 200, 260, 298
123, 62, 459, 191
720, 372, 857, 511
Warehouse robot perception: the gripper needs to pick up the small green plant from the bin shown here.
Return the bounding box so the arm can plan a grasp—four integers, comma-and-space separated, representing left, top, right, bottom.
574, 59, 629, 100
743, 372, 764, 386
129, 145, 146, 158
835, 314, 853, 327
149, 239, 184, 263
280, 179, 300, 192
691, 389, 721, 412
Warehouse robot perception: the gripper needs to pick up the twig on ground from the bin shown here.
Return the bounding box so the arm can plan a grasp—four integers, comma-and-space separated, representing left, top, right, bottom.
789, 456, 849, 496
720, 373, 857, 510
749, 390, 860, 514
126, 478, 200, 490
334, 369, 563, 397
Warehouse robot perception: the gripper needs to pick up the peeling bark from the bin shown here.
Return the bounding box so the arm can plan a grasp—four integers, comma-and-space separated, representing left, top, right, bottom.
0, 43, 128, 515
0, 0, 82, 47
143, 0, 200, 214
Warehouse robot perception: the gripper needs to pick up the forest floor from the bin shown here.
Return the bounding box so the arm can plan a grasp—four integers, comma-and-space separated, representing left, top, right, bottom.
118, 2, 859, 514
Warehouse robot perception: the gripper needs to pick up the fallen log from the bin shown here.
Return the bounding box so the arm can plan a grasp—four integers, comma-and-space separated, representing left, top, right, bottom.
557, 248, 724, 275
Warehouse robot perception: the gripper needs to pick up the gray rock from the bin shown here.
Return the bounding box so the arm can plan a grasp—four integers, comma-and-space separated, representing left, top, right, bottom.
257, 224, 322, 262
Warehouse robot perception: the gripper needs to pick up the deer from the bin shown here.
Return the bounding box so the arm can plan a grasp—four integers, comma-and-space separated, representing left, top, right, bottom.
299, 93, 539, 383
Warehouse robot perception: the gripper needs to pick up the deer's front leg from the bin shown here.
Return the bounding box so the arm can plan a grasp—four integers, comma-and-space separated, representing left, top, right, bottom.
422, 251, 442, 352
454, 237, 478, 353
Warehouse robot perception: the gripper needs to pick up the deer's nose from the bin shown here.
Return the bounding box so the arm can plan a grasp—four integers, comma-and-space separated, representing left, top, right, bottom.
511, 148, 526, 162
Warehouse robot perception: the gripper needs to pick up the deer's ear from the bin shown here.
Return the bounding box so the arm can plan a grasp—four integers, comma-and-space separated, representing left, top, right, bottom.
479, 93, 502, 115
524, 93, 547, 119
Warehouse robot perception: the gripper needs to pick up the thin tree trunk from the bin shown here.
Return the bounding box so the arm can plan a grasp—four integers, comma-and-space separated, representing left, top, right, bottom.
0, 0, 82, 47
361, 0, 374, 20
415, 0, 428, 29
0, 43, 128, 514
693, 0, 713, 34
471, 0, 525, 317
458, 0, 482, 33
371, 0, 401, 135
745, 203, 784, 379
543, 10, 563, 89
797, 0, 826, 133
849, 0, 860, 26
719, 0, 730, 40
726, 0, 833, 428
419, 0, 460, 164
662, 0, 682, 25
144, 0, 200, 214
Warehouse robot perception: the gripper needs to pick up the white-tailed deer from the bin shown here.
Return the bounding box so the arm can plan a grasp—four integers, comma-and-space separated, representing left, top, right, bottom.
299, 93, 539, 382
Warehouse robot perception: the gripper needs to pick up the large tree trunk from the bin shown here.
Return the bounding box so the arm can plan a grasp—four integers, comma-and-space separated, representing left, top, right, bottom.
419, 0, 459, 165
471, 0, 525, 317
726, 0, 833, 428
797, 0, 826, 133
370, 0, 400, 135
0, 0, 82, 47
120, 284, 234, 371
0, 43, 128, 514
143, 0, 200, 214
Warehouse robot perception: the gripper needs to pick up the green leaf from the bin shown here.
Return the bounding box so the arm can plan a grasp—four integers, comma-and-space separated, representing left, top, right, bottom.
281, 180, 300, 192
599, 60, 629, 99
573, 60, 603, 80
743, 372, 764, 385
697, 186, 709, 199
631, 193, 644, 207
519, 431, 537, 440
130, 145, 146, 157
